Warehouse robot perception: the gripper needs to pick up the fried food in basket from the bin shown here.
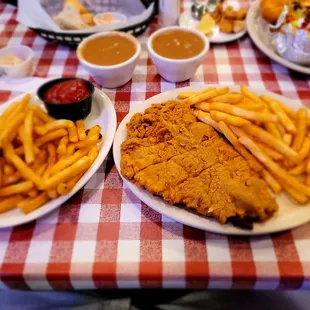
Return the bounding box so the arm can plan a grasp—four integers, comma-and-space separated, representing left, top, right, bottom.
192, 85, 310, 205
0, 94, 102, 215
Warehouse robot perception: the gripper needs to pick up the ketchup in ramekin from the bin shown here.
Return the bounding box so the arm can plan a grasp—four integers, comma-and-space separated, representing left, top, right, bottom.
37, 78, 95, 121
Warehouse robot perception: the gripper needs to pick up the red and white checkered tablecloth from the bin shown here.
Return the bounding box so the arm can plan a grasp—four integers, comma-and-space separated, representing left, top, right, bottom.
0, 0, 310, 291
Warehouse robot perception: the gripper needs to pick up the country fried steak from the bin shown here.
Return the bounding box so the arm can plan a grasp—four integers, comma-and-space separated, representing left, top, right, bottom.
121, 100, 278, 225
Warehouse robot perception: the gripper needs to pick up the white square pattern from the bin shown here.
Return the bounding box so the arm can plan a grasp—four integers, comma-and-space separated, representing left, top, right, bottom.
251, 239, 277, 262
120, 204, 141, 222
78, 204, 101, 223
206, 239, 231, 262
71, 241, 96, 263
162, 240, 185, 262
117, 240, 140, 262
26, 241, 53, 263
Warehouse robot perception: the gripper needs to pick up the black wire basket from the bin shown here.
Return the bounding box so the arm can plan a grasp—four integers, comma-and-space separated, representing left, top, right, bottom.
28, 0, 159, 46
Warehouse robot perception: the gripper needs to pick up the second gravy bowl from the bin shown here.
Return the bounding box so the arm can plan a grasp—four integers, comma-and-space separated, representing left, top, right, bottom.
147, 26, 209, 82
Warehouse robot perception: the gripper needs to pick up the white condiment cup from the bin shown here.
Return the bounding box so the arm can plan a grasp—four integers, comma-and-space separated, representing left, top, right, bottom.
147, 26, 210, 82
77, 31, 141, 88
94, 12, 127, 26
0, 45, 34, 78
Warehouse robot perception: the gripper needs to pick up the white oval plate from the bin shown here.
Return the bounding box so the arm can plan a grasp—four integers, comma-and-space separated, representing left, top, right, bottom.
0, 88, 117, 228
179, 9, 247, 44
247, 1, 310, 75
113, 85, 310, 236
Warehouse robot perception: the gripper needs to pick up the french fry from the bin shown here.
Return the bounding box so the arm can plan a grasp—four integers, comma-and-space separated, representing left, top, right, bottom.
68, 124, 78, 143
241, 86, 264, 106
24, 110, 34, 164
276, 123, 286, 136
49, 147, 90, 176
88, 145, 99, 164
283, 134, 293, 146
57, 172, 84, 195
43, 143, 57, 179
193, 110, 222, 133
218, 122, 263, 172
292, 108, 308, 152
3, 164, 15, 176
0, 112, 26, 145
236, 100, 265, 111
307, 156, 310, 173
0, 181, 33, 197
288, 160, 307, 176
0, 159, 3, 187
298, 138, 310, 162
3, 141, 42, 189
184, 87, 229, 106
3, 172, 22, 186
0, 194, 24, 214
195, 102, 211, 112
28, 104, 54, 123
210, 102, 278, 122
76, 120, 86, 141
35, 129, 68, 147
256, 142, 283, 161
42, 156, 91, 190
34, 119, 74, 136
305, 173, 310, 186
28, 189, 38, 198
261, 95, 296, 133
0, 101, 21, 131
242, 124, 299, 163
211, 93, 243, 104
261, 169, 282, 194
74, 133, 102, 149
210, 111, 250, 126
57, 136, 69, 156
86, 125, 101, 137
281, 181, 309, 204
33, 115, 44, 126
18, 125, 25, 143
47, 190, 58, 199
263, 122, 282, 140
177, 92, 198, 99
17, 192, 49, 214
238, 136, 310, 196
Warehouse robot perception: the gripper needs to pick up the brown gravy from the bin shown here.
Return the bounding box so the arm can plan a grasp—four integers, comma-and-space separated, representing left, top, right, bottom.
81, 34, 136, 66
152, 29, 205, 60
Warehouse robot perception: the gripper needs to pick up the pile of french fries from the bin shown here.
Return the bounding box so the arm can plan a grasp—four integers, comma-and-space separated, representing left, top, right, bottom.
178, 85, 310, 204
0, 94, 102, 214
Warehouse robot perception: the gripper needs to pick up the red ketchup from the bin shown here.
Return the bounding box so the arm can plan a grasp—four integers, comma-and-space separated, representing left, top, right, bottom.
44, 79, 91, 103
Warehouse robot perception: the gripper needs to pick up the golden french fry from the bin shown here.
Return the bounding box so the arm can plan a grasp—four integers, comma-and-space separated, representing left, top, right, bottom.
24, 110, 34, 164
236, 100, 265, 111
28, 104, 54, 123
43, 143, 57, 179
241, 86, 264, 106
261, 169, 282, 194
288, 160, 307, 176
298, 138, 310, 162
86, 125, 101, 137
0, 112, 26, 145
177, 92, 198, 99
0, 159, 3, 187
0, 194, 24, 214
3, 141, 42, 189
18, 125, 25, 143
242, 124, 299, 163
292, 108, 308, 152
57, 136, 69, 156
74, 133, 102, 149
47, 190, 58, 199
3, 164, 15, 176
281, 181, 309, 204
0, 101, 21, 131
35, 128, 68, 147
193, 110, 222, 133
57, 172, 84, 195
49, 147, 90, 176
218, 122, 263, 172
195, 102, 211, 112
210, 102, 278, 123
28, 189, 38, 198
88, 145, 99, 164
35, 119, 74, 136
76, 120, 86, 141
33, 115, 44, 126
0, 181, 33, 197
210, 111, 250, 126
283, 134, 293, 146
184, 87, 229, 106
305, 173, 310, 186
68, 124, 78, 143
211, 93, 243, 104
238, 136, 310, 196
17, 192, 49, 214
263, 122, 282, 140
261, 95, 297, 134
3, 172, 21, 186
256, 142, 283, 161
42, 156, 91, 190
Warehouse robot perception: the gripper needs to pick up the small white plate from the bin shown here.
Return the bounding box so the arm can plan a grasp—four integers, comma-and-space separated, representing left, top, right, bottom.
179, 9, 247, 44
247, 1, 310, 75
0, 88, 117, 228
113, 85, 310, 236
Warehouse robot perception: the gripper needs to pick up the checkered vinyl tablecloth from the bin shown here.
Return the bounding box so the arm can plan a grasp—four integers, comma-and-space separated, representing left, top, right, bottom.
0, 0, 310, 290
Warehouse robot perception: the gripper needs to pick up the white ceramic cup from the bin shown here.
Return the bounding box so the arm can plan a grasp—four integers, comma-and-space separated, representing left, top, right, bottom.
77, 32, 141, 88
0, 45, 34, 78
147, 26, 210, 82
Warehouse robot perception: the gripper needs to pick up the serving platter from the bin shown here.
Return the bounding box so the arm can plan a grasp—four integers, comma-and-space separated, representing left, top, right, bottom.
0, 88, 117, 228
179, 9, 247, 44
113, 84, 310, 236
247, 1, 310, 75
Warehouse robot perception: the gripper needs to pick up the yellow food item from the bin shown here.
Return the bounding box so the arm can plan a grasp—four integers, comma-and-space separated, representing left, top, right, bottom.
260, 0, 289, 24
81, 13, 95, 26
233, 20, 245, 33
219, 18, 234, 33
65, 0, 88, 14
196, 13, 216, 35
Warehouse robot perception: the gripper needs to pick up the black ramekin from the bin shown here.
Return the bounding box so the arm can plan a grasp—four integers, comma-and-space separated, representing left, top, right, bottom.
37, 77, 95, 121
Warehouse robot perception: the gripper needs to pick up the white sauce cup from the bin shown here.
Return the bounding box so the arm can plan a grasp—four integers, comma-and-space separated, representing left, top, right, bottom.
147, 26, 210, 82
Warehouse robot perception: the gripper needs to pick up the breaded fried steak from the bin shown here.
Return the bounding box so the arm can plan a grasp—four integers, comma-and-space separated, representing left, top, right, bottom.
121, 101, 278, 225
